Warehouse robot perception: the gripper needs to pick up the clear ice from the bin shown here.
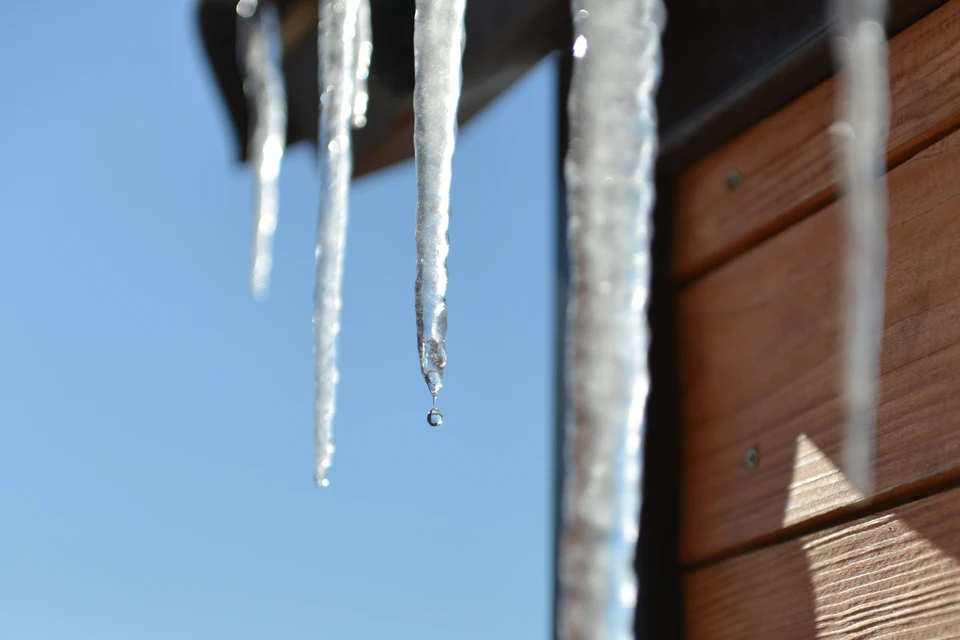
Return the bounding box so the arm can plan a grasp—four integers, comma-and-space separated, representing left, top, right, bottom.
352, 0, 372, 128
412, 0, 466, 405
238, 1, 288, 300
559, 1, 665, 639
831, 0, 890, 496
313, 0, 361, 487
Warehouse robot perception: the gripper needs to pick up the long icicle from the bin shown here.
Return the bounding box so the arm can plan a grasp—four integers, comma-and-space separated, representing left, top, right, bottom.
313, 0, 361, 487
831, 0, 890, 497
352, 0, 372, 129
238, 0, 288, 300
559, 1, 665, 638
412, 0, 466, 425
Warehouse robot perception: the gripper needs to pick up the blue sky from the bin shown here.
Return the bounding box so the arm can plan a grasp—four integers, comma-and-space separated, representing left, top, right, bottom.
0, 3, 555, 638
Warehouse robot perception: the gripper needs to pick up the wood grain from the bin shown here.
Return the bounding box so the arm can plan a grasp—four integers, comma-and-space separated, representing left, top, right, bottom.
685, 487, 960, 640
679, 128, 960, 565
671, 0, 960, 282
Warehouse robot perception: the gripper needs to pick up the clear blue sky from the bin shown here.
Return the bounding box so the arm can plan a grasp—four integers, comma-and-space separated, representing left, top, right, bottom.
0, 3, 555, 638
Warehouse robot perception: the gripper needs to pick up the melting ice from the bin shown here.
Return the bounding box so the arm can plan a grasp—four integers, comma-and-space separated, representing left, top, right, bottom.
313, 0, 362, 487
831, 0, 890, 496
559, 1, 665, 638
412, 0, 466, 422
353, 0, 372, 128
238, 0, 287, 300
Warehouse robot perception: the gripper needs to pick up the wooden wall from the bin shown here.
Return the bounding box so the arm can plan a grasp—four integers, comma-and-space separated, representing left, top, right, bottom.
675, 1, 960, 636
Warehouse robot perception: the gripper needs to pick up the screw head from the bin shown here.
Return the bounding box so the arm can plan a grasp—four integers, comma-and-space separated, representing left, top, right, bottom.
744, 446, 759, 469
727, 170, 743, 191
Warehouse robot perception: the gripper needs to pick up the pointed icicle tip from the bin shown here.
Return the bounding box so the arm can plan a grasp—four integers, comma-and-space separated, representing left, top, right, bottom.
240, 1, 287, 300
312, 0, 360, 492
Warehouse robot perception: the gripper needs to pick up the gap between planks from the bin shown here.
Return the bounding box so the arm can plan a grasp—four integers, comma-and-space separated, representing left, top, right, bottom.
679, 123, 960, 566
685, 485, 960, 639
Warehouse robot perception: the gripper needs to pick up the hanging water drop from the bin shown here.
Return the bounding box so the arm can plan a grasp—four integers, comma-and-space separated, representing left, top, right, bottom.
831, 0, 890, 497
238, 0, 287, 300
236, 0, 256, 18
412, 0, 466, 407
313, 0, 362, 488
426, 396, 443, 427
559, 1, 665, 638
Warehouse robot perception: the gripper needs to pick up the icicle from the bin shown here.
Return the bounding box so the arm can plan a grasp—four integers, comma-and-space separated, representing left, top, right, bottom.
831, 0, 890, 497
559, 1, 665, 639
313, 0, 361, 487
352, 0, 372, 128
412, 0, 466, 421
238, 0, 288, 300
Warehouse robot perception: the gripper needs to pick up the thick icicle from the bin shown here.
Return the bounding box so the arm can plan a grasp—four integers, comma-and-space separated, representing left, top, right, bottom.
352, 0, 372, 128
238, 0, 288, 300
313, 0, 361, 487
412, 0, 466, 414
831, 0, 890, 496
559, 2, 665, 639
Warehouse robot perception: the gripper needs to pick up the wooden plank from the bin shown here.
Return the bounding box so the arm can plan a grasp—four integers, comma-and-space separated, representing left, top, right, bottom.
671, 0, 960, 282
679, 128, 960, 565
685, 487, 960, 640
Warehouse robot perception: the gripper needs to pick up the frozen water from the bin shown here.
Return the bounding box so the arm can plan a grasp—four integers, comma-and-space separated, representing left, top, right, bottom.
831, 0, 890, 496
313, 0, 361, 487
412, 0, 466, 407
559, 1, 665, 638
238, 1, 287, 299
353, 0, 372, 128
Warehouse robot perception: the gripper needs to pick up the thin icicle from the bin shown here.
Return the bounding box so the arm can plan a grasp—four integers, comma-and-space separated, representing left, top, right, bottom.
352, 0, 372, 128
831, 0, 890, 497
313, 0, 361, 487
238, 0, 288, 300
559, 2, 665, 639
412, 0, 466, 417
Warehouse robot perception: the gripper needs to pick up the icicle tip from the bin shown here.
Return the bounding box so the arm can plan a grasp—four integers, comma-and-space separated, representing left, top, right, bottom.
251, 261, 272, 301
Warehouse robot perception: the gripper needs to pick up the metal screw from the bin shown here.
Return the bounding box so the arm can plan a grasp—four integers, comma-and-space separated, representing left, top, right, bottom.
744, 446, 759, 470
727, 170, 743, 191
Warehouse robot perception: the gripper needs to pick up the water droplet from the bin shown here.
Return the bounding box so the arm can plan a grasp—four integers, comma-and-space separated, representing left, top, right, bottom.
236, 0, 257, 18
427, 407, 443, 427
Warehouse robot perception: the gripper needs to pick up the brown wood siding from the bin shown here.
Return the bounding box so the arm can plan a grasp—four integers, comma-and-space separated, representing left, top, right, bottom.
685, 487, 960, 639
671, 0, 960, 283
680, 126, 960, 566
